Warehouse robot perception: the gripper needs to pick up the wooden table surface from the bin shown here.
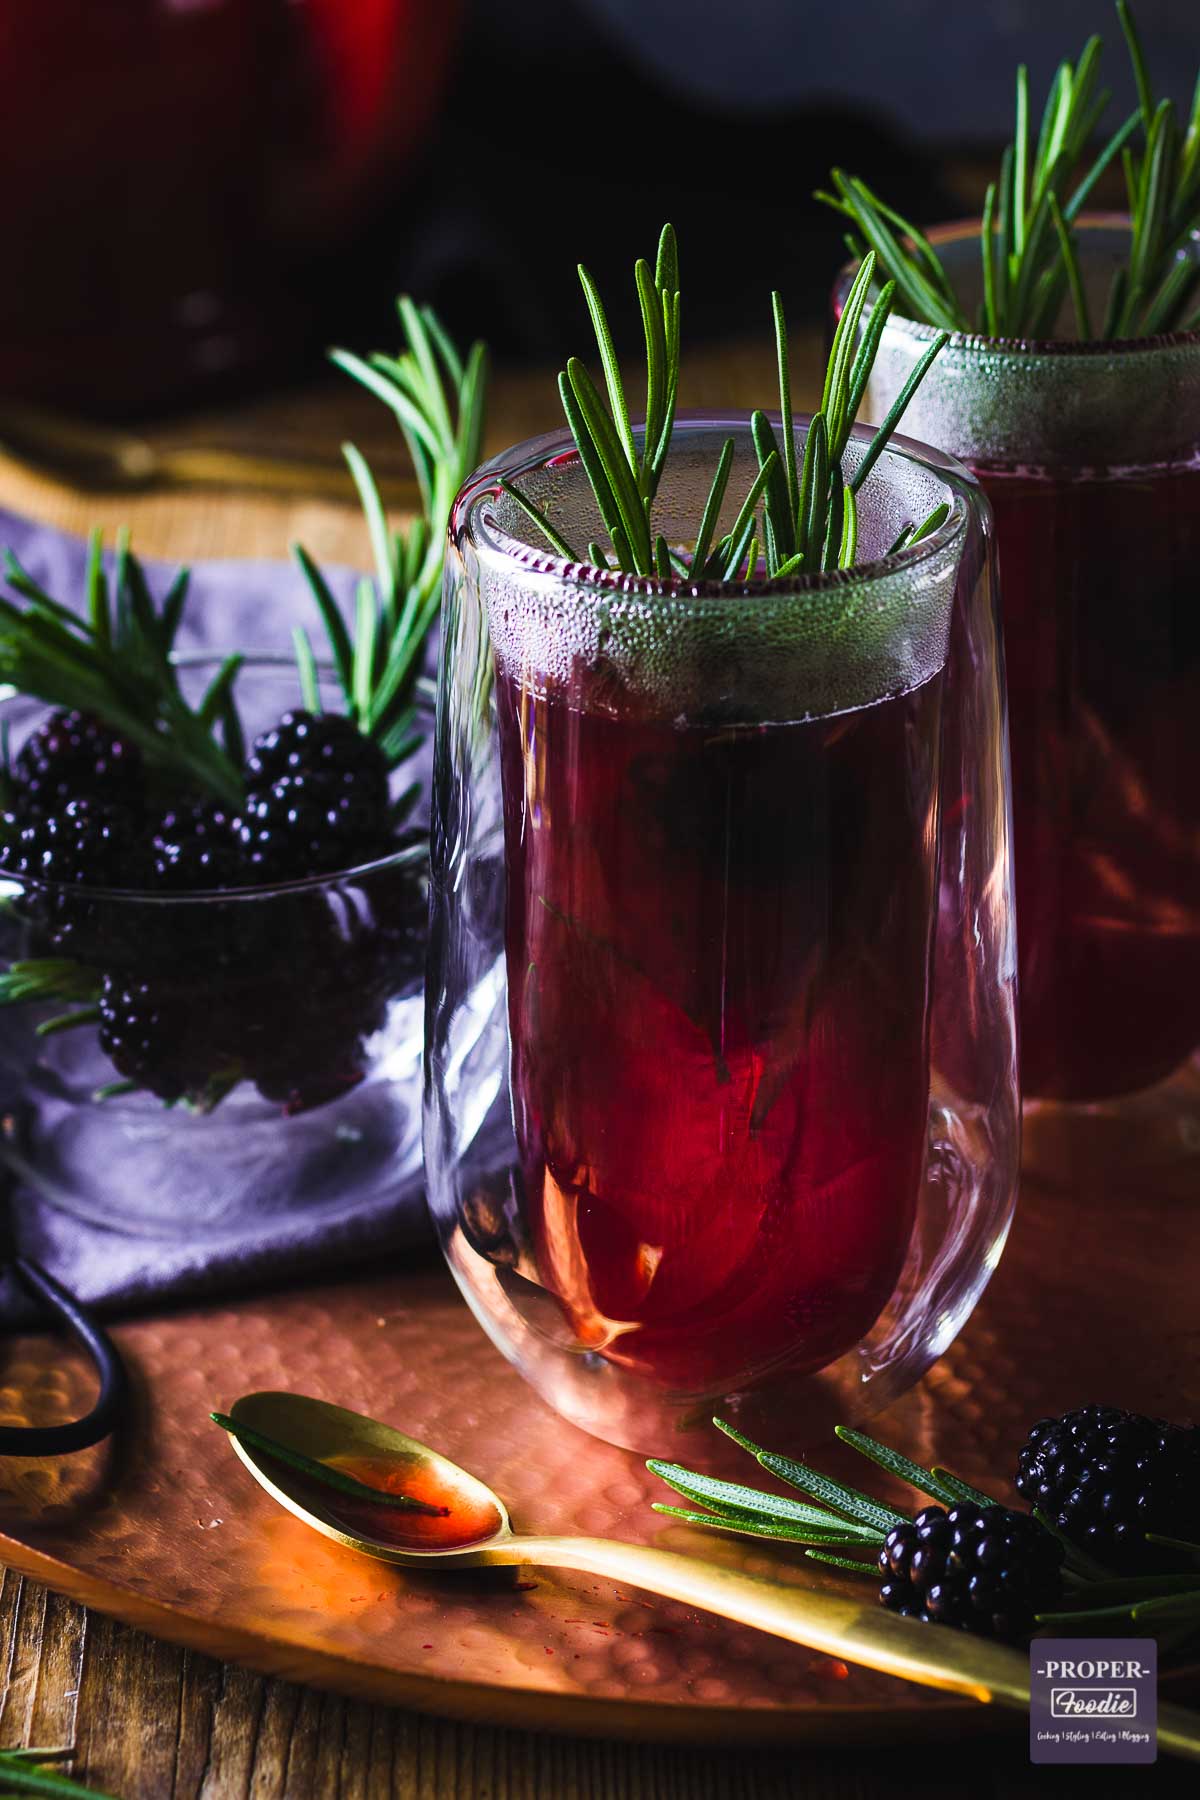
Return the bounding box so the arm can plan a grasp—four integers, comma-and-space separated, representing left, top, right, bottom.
0, 348, 1189, 1798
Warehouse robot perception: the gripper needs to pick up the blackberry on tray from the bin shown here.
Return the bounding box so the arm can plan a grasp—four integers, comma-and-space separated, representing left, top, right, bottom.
878, 1503, 1064, 1640
648, 1417, 1200, 1652
1017, 1405, 1200, 1573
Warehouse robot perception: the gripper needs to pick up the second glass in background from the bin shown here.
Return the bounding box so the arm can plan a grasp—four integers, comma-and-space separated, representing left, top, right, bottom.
849, 220, 1200, 1182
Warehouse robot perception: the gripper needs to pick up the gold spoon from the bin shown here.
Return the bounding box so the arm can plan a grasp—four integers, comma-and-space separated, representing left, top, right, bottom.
223, 1392, 1200, 1758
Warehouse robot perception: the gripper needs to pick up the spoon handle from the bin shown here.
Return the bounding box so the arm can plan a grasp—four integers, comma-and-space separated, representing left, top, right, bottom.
512, 1536, 1200, 1758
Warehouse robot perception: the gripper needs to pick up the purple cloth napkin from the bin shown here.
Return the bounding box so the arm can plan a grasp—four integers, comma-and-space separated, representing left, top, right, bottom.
0, 507, 436, 1320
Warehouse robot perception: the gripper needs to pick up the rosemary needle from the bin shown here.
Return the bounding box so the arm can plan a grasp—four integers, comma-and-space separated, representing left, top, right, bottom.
210, 1412, 448, 1516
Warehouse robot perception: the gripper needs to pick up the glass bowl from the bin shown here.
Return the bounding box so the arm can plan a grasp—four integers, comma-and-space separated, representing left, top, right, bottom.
0, 656, 429, 1240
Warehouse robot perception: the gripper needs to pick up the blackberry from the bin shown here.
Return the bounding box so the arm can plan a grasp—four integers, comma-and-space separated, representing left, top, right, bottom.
248, 929, 394, 1113
97, 974, 222, 1105
246, 856, 427, 1113
245, 709, 386, 792
12, 710, 142, 814
236, 775, 388, 880
238, 711, 391, 880
0, 798, 142, 888
151, 803, 244, 891
1016, 1405, 1200, 1573
878, 1502, 1064, 1641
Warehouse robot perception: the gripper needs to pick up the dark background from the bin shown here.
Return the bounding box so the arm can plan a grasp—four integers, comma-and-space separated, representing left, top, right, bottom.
3, 0, 1199, 417
398, 0, 1200, 358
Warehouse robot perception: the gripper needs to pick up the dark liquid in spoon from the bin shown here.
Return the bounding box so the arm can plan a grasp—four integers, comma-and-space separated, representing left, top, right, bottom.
277, 1451, 504, 1550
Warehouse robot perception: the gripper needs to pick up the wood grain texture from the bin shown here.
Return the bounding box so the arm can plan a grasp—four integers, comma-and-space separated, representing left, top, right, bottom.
0, 358, 1190, 1799
0, 1574, 1194, 1799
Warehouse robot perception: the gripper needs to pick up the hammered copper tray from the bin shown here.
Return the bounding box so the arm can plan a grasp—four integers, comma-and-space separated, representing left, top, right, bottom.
0, 1173, 1195, 1744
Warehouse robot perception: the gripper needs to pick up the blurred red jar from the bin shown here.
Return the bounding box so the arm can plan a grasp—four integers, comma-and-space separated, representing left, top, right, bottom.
0, 0, 459, 417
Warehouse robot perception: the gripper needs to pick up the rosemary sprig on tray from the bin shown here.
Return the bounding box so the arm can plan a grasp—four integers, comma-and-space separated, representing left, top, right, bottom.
293, 302, 488, 769
648, 1421, 1200, 1650
504, 231, 949, 583
819, 1, 1200, 340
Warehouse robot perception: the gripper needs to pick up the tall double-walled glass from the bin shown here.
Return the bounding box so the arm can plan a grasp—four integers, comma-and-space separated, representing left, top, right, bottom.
850, 220, 1200, 1185
425, 417, 1018, 1456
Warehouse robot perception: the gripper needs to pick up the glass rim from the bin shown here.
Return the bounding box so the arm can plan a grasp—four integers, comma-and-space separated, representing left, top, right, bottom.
0, 649, 429, 905
858, 213, 1200, 358
455, 411, 974, 601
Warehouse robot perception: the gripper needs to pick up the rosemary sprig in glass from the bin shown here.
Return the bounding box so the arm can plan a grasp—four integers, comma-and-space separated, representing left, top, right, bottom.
749, 256, 950, 575
1107, 0, 1200, 335
504, 231, 949, 583
501, 225, 680, 578
819, 1, 1200, 340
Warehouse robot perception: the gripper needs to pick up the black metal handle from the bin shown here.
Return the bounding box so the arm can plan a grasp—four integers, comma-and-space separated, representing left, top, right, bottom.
0, 1259, 127, 1455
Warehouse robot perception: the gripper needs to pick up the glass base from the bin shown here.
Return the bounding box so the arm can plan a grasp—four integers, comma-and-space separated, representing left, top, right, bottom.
438, 1076, 1015, 1463
1022, 1053, 1200, 1205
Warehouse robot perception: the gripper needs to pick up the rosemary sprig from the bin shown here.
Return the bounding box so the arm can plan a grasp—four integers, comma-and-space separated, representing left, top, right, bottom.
748, 254, 949, 578
0, 960, 99, 1009
210, 1412, 448, 1516
506, 231, 948, 583
0, 962, 242, 1112
1147, 1533, 1200, 1563
0, 1744, 121, 1800
648, 1420, 1200, 1648
504, 227, 680, 578
294, 302, 488, 768
1106, 0, 1200, 334
0, 534, 243, 808
820, 3, 1198, 340
0, 1748, 119, 1799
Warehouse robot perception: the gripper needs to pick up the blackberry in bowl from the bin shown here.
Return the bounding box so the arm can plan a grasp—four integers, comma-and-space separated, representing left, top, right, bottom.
0, 649, 429, 1240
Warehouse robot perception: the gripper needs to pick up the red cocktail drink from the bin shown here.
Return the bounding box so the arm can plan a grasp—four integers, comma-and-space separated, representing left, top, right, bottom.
497, 661, 943, 1390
